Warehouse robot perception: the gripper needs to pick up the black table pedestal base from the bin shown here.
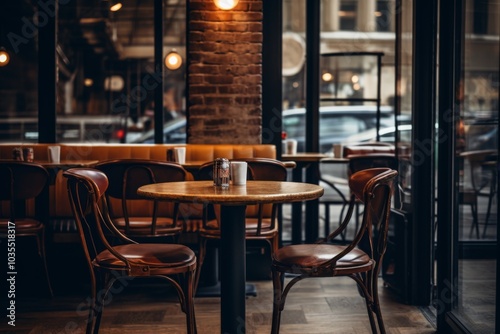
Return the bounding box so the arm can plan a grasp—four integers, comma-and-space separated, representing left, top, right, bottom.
196, 282, 257, 298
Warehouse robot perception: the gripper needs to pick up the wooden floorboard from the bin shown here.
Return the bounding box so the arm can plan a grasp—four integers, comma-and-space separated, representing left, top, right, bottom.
1, 275, 436, 334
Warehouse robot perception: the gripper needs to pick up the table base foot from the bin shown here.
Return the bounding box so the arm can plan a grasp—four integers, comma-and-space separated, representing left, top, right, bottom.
196, 282, 258, 298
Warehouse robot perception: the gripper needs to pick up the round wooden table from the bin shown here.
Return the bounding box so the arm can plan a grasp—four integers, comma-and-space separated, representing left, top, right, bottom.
137, 180, 324, 334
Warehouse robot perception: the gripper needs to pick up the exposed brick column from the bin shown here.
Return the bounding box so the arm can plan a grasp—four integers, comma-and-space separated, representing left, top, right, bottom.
188, 0, 263, 144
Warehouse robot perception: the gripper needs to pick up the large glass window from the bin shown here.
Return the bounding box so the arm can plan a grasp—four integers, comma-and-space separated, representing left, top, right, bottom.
0, 3, 38, 142
0, 1, 186, 144
283, 0, 397, 156
453, 1, 498, 331
339, 0, 357, 31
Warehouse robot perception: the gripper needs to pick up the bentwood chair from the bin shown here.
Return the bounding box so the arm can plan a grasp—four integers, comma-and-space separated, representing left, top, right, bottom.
0, 161, 53, 297
320, 142, 398, 240
347, 154, 402, 208
64, 168, 197, 334
271, 167, 397, 334
193, 158, 288, 291
95, 159, 189, 242
458, 150, 498, 238
332, 153, 401, 242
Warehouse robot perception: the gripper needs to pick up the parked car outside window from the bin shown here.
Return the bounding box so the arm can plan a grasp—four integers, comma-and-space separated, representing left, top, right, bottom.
282, 105, 396, 153
131, 106, 399, 150
130, 116, 187, 144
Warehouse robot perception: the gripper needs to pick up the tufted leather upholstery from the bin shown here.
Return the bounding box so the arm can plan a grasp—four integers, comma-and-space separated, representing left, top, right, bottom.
0, 143, 275, 224
0, 143, 276, 161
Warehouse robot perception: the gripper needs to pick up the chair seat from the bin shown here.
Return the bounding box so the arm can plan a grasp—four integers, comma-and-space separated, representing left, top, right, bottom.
0, 218, 43, 230
96, 244, 196, 268
459, 189, 477, 203
273, 244, 371, 269
113, 217, 183, 235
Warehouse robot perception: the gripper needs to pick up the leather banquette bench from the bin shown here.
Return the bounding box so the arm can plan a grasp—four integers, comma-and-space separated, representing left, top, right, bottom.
0, 143, 277, 238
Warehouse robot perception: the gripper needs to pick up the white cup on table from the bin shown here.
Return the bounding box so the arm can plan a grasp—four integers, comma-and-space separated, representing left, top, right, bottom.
231, 161, 248, 186
333, 144, 343, 158
174, 147, 186, 164
48, 146, 61, 163
285, 139, 297, 155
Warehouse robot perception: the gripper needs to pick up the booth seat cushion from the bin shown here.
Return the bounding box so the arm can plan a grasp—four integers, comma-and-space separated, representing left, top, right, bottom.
343, 144, 395, 158
0, 143, 276, 223
0, 143, 276, 161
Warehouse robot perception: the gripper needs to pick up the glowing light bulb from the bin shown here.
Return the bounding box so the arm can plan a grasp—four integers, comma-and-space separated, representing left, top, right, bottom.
214, 0, 239, 10
110, 2, 122, 12
0, 50, 10, 67
165, 51, 182, 70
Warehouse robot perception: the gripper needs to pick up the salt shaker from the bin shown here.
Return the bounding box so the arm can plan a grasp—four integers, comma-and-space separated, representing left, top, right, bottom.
213, 158, 230, 189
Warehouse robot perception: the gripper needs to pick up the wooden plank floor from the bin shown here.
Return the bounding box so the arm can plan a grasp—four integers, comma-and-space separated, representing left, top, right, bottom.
2, 275, 436, 334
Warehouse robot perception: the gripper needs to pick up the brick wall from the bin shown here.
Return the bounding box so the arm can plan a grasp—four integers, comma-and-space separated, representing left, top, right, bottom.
188, 0, 263, 144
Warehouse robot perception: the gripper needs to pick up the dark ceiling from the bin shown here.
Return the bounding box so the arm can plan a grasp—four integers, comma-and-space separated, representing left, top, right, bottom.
60, 0, 187, 61
2, 0, 186, 67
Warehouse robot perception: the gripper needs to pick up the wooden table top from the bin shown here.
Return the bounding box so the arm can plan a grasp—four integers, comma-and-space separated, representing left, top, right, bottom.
0, 159, 99, 167
282, 153, 328, 162
319, 157, 350, 164
181, 160, 297, 169
36, 160, 100, 167
138, 180, 324, 206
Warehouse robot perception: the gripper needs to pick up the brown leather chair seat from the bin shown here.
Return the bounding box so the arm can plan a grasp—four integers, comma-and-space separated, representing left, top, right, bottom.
0, 219, 41, 229
272, 244, 371, 270
95, 244, 196, 269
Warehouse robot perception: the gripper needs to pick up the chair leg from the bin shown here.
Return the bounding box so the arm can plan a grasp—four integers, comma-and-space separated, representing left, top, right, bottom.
184, 270, 197, 334
194, 237, 207, 293
468, 200, 479, 239
85, 272, 98, 334
357, 277, 378, 334
338, 203, 348, 242
324, 203, 330, 236
36, 228, 53, 297
271, 269, 284, 334
93, 273, 115, 334
482, 191, 496, 238
371, 276, 386, 334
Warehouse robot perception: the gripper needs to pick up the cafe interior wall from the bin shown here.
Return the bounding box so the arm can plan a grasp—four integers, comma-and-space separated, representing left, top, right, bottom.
187, 0, 263, 144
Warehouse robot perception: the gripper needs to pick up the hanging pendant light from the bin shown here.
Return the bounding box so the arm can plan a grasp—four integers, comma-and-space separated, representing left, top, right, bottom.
164, 50, 183, 70
0, 48, 10, 67
109, 1, 122, 12
213, 0, 239, 10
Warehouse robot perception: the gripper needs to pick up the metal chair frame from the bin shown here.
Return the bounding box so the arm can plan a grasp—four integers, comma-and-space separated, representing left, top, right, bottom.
271, 168, 398, 334
64, 168, 197, 334
95, 159, 188, 242
0, 161, 53, 297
